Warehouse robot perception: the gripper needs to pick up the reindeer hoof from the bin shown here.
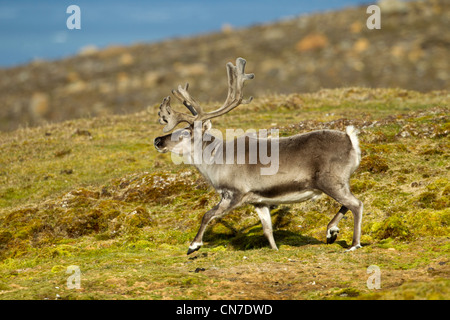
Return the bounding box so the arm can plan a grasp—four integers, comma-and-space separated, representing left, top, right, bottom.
187, 247, 199, 255
326, 226, 339, 244
187, 242, 203, 255
326, 235, 337, 244
345, 244, 362, 252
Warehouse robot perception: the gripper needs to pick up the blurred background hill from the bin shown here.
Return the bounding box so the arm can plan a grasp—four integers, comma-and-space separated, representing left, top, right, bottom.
0, 0, 448, 131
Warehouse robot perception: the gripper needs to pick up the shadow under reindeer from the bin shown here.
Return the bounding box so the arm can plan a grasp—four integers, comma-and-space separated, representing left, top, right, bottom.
203, 206, 352, 251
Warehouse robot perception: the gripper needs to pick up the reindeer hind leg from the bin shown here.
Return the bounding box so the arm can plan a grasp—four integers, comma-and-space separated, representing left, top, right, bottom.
319, 182, 363, 251
326, 205, 349, 244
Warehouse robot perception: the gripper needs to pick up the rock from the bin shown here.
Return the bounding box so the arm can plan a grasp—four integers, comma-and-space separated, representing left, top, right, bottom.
116, 72, 130, 91
378, 0, 409, 14
72, 128, 92, 138
64, 80, 87, 93
408, 47, 424, 63
54, 149, 71, 158
263, 28, 285, 40
66, 71, 80, 82
349, 21, 363, 34
78, 45, 98, 56
353, 38, 370, 53
221, 23, 233, 34
173, 62, 207, 77
295, 33, 329, 52
119, 53, 134, 66
29, 92, 49, 119
390, 45, 406, 58
143, 71, 162, 87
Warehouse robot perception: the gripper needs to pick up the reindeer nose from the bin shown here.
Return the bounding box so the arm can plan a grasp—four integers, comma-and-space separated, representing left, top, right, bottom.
154, 137, 162, 148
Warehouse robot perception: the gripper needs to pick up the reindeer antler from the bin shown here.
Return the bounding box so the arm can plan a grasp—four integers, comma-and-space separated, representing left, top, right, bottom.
157, 96, 196, 132
157, 57, 254, 132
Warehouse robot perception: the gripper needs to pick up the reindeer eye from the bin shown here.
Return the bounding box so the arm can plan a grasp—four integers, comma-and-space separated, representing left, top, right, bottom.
181, 130, 190, 138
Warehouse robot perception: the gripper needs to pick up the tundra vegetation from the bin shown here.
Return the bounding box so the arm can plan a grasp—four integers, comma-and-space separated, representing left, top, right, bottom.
0, 87, 448, 299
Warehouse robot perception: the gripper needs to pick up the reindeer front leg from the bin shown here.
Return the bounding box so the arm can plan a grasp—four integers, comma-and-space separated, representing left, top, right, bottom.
187, 190, 242, 255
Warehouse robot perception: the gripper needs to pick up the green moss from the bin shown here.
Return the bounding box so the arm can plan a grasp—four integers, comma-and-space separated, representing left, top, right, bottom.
362, 279, 450, 300
127, 240, 154, 250
0, 231, 13, 245
334, 287, 360, 298
413, 187, 449, 210
51, 265, 66, 273
359, 155, 389, 174
209, 245, 227, 252
409, 209, 450, 237
351, 178, 376, 193
372, 216, 411, 240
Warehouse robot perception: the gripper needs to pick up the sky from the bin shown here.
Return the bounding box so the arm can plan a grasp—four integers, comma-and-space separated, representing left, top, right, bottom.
0, 0, 371, 67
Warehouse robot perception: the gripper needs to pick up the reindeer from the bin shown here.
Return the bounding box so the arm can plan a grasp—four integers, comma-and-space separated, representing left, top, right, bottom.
153, 58, 363, 254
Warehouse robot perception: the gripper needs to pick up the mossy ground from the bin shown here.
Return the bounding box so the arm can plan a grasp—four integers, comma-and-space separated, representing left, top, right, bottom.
0, 88, 448, 300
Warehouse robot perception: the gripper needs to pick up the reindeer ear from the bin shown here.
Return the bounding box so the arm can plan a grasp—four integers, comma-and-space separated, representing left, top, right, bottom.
203, 120, 212, 131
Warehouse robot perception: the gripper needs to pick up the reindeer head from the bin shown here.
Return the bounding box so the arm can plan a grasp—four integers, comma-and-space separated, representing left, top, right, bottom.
153, 119, 211, 156
154, 58, 254, 156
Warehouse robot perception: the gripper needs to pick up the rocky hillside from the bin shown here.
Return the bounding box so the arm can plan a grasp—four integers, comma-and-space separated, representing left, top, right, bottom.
0, 0, 448, 131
